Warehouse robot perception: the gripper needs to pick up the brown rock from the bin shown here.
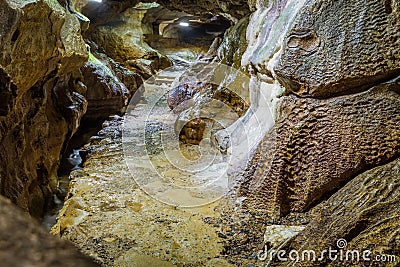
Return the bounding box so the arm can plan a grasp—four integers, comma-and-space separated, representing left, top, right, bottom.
79, 52, 141, 121
0, 195, 99, 267
273, 158, 400, 266
0, 0, 87, 93
0, 0, 88, 216
275, 0, 400, 98
167, 78, 209, 111
239, 81, 400, 218
88, 6, 171, 73
169, 63, 249, 145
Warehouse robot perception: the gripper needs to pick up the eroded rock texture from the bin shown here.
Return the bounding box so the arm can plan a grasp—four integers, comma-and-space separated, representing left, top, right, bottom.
240, 82, 400, 218
79, 52, 142, 121
0, 195, 99, 267
156, 0, 251, 21
217, 16, 249, 70
88, 6, 171, 77
275, 0, 400, 98
272, 158, 400, 266
0, 0, 88, 216
168, 63, 250, 145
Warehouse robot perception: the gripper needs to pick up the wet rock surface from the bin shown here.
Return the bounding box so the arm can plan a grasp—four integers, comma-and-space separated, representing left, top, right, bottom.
51, 116, 235, 266
168, 62, 250, 145
0, 195, 99, 267
79, 51, 142, 121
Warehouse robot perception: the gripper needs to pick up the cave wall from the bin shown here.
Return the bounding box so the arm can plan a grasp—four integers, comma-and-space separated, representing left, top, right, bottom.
166, 0, 400, 254
202, 0, 400, 261
150, 0, 251, 21
0, 0, 399, 262
0, 0, 168, 216
237, 0, 400, 218
0, 0, 88, 217
169, 0, 399, 220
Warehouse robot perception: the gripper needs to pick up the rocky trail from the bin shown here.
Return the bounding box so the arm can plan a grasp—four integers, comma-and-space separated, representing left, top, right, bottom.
51, 62, 260, 266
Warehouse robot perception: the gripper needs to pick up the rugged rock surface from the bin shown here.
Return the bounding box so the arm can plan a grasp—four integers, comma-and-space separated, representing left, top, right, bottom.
0, 195, 99, 267
155, 0, 251, 21
168, 62, 250, 145
275, 0, 400, 98
271, 158, 400, 266
51, 117, 234, 267
219, 0, 306, 158
78, 51, 142, 121
0, 0, 88, 216
217, 16, 249, 70
240, 82, 400, 218
88, 5, 171, 76
0, 0, 87, 92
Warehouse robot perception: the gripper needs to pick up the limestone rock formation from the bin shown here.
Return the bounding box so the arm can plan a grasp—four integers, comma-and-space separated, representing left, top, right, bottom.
0, 0, 87, 92
271, 158, 400, 266
79, 52, 142, 121
217, 16, 249, 70
275, 0, 400, 98
242, 0, 307, 79
88, 6, 172, 76
240, 81, 400, 218
168, 62, 250, 145
155, 0, 251, 21
8, 0, 395, 265
0, 195, 99, 267
0, 0, 88, 216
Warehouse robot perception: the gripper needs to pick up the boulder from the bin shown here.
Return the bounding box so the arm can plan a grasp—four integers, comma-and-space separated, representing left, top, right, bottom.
272, 158, 400, 266
88, 6, 171, 74
0, 195, 99, 267
275, 0, 400, 98
79, 52, 142, 121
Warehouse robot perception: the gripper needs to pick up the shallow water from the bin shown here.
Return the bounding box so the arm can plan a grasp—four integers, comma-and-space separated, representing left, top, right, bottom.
41, 125, 101, 230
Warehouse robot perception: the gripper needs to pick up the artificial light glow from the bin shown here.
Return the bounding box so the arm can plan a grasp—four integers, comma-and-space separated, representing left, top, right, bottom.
179, 22, 189, 27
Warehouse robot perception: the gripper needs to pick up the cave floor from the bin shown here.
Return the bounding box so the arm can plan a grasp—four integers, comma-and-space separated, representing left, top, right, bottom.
51, 64, 266, 267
